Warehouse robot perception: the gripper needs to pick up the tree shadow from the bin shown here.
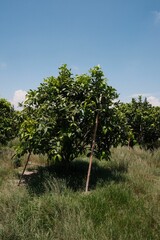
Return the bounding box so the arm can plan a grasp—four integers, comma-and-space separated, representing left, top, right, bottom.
21, 159, 128, 195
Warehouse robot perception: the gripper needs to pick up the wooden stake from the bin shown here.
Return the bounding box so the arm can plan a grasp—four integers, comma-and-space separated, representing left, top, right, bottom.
18, 152, 31, 186
85, 113, 99, 192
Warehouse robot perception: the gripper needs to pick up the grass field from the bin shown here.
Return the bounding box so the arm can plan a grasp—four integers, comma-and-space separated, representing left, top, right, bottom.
0, 145, 160, 240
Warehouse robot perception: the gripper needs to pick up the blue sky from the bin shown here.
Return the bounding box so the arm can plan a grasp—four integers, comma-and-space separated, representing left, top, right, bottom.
0, 0, 160, 108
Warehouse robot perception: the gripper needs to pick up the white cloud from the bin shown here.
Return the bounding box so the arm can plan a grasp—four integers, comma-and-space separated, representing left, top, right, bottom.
153, 11, 160, 24
147, 96, 160, 106
127, 93, 160, 106
11, 90, 27, 109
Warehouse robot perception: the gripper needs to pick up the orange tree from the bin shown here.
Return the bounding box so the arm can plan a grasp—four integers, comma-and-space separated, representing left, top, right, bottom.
0, 98, 18, 145
16, 65, 124, 164
119, 96, 160, 150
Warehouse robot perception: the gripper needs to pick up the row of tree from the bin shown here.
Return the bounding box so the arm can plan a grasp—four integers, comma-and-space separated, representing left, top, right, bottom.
1, 65, 160, 164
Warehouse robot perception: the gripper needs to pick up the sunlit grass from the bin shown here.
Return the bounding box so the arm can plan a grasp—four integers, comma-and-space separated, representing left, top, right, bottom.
0, 146, 160, 239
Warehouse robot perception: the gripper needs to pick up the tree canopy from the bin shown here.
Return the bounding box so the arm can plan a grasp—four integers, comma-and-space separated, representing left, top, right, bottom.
119, 96, 160, 149
16, 64, 123, 163
0, 98, 18, 145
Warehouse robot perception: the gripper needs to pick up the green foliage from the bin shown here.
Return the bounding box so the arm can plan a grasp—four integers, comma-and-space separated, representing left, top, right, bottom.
119, 96, 160, 149
17, 64, 122, 163
0, 98, 19, 145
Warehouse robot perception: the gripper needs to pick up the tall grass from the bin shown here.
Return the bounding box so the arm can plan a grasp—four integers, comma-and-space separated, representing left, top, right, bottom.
0, 146, 160, 239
